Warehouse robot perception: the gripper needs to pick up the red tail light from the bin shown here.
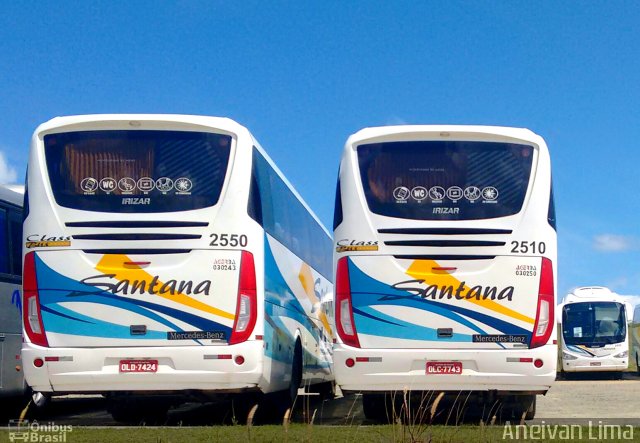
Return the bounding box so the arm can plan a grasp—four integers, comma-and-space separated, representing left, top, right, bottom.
530, 258, 554, 349
229, 251, 257, 345
23, 252, 49, 347
336, 257, 360, 348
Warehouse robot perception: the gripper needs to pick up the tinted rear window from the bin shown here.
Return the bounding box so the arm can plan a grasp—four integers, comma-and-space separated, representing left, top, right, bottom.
44, 130, 232, 213
357, 140, 534, 220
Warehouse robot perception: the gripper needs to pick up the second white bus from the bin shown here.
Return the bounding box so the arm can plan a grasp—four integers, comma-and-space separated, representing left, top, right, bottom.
333, 125, 557, 421
22, 114, 334, 422
0, 185, 26, 401
560, 286, 630, 377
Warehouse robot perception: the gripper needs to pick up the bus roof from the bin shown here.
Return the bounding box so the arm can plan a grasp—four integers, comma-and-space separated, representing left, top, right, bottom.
35, 114, 249, 137
0, 184, 24, 207
345, 125, 545, 149
563, 286, 626, 304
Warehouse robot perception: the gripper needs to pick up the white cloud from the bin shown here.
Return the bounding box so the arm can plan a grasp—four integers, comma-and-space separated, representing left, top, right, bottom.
385, 116, 409, 125
593, 234, 639, 252
0, 151, 18, 184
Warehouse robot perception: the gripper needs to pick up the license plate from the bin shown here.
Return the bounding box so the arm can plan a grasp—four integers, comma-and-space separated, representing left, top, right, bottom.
119, 360, 158, 373
426, 361, 462, 374
590, 362, 602, 367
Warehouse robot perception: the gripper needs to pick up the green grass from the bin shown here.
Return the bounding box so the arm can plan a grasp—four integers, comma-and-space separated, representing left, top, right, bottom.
0, 425, 518, 443
1, 425, 639, 443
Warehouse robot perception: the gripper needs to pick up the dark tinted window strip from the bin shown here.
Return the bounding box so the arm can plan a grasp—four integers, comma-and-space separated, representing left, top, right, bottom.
378, 228, 512, 235
0, 272, 21, 284
83, 249, 192, 255
66, 221, 209, 228
547, 183, 557, 230
393, 255, 496, 260
333, 176, 343, 231
252, 148, 333, 280
73, 234, 201, 241
385, 240, 506, 247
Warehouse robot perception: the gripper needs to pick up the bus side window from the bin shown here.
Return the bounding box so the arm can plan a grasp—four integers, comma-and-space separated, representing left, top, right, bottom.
0, 206, 9, 274
333, 176, 343, 230
8, 209, 22, 276
547, 182, 556, 230
634, 307, 640, 325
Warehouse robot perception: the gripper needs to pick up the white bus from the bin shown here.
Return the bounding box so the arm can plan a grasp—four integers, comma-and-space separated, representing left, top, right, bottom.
22, 114, 334, 423
0, 185, 26, 400
560, 287, 630, 378
631, 303, 640, 375
333, 125, 557, 421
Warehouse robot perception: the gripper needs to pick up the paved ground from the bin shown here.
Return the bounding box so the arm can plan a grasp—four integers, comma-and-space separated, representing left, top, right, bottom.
1, 373, 639, 427
537, 372, 640, 419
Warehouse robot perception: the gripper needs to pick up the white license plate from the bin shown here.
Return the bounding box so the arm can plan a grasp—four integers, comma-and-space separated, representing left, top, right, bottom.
590, 362, 601, 367
426, 361, 462, 374
119, 360, 158, 373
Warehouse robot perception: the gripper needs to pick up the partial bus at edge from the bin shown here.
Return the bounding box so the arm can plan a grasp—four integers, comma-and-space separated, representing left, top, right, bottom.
560, 286, 630, 378
22, 114, 334, 423
0, 185, 26, 401
333, 125, 557, 421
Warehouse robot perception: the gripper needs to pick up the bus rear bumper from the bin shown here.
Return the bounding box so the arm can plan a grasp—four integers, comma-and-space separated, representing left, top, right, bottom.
22, 342, 264, 394
562, 357, 627, 373
334, 345, 556, 394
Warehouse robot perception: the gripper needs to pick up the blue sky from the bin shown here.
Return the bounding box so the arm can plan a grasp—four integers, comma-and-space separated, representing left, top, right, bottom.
1, 2, 639, 298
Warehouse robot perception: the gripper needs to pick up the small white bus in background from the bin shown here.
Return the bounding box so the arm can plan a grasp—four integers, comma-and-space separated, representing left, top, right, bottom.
0, 185, 26, 402
560, 287, 631, 378
631, 302, 640, 375
22, 115, 334, 423
333, 125, 557, 421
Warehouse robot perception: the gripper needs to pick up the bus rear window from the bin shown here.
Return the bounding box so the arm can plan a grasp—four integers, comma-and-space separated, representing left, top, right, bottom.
357, 140, 534, 220
44, 130, 232, 213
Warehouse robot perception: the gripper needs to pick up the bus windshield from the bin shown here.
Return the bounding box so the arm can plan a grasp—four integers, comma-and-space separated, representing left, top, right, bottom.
357, 140, 534, 220
562, 302, 626, 346
44, 130, 232, 213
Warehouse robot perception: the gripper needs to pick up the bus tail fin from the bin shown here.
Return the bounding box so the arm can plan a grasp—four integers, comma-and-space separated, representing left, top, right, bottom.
229, 251, 257, 345
23, 252, 49, 347
336, 257, 360, 348
530, 258, 554, 349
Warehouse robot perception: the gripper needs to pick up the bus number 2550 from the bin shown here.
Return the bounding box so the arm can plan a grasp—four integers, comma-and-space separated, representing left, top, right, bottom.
210, 233, 248, 247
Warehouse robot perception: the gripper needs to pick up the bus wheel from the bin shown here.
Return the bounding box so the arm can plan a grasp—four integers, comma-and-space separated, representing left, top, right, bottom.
502, 395, 535, 421
107, 397, 169, 425
362, 393, 392, 423
289, 340, 303, 406
522, 395, 536, 420
636, 354, 640, 376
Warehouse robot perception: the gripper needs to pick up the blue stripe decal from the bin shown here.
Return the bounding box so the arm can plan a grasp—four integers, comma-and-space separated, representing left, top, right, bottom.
262, 237, 330, 369
352, 307, 405, 327
35, 253, 230, 341
40, 305, 95, 324
348, 258, 528, 339
355, 305, 475, 342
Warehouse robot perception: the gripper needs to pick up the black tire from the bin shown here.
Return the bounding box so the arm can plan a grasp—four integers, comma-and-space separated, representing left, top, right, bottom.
362, 393, 392, 423
289, 339, 303, 406
107, 397, 169, 425
523, 396, 536, 420
502, 395, 536, 421
636, 354, 640, 376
